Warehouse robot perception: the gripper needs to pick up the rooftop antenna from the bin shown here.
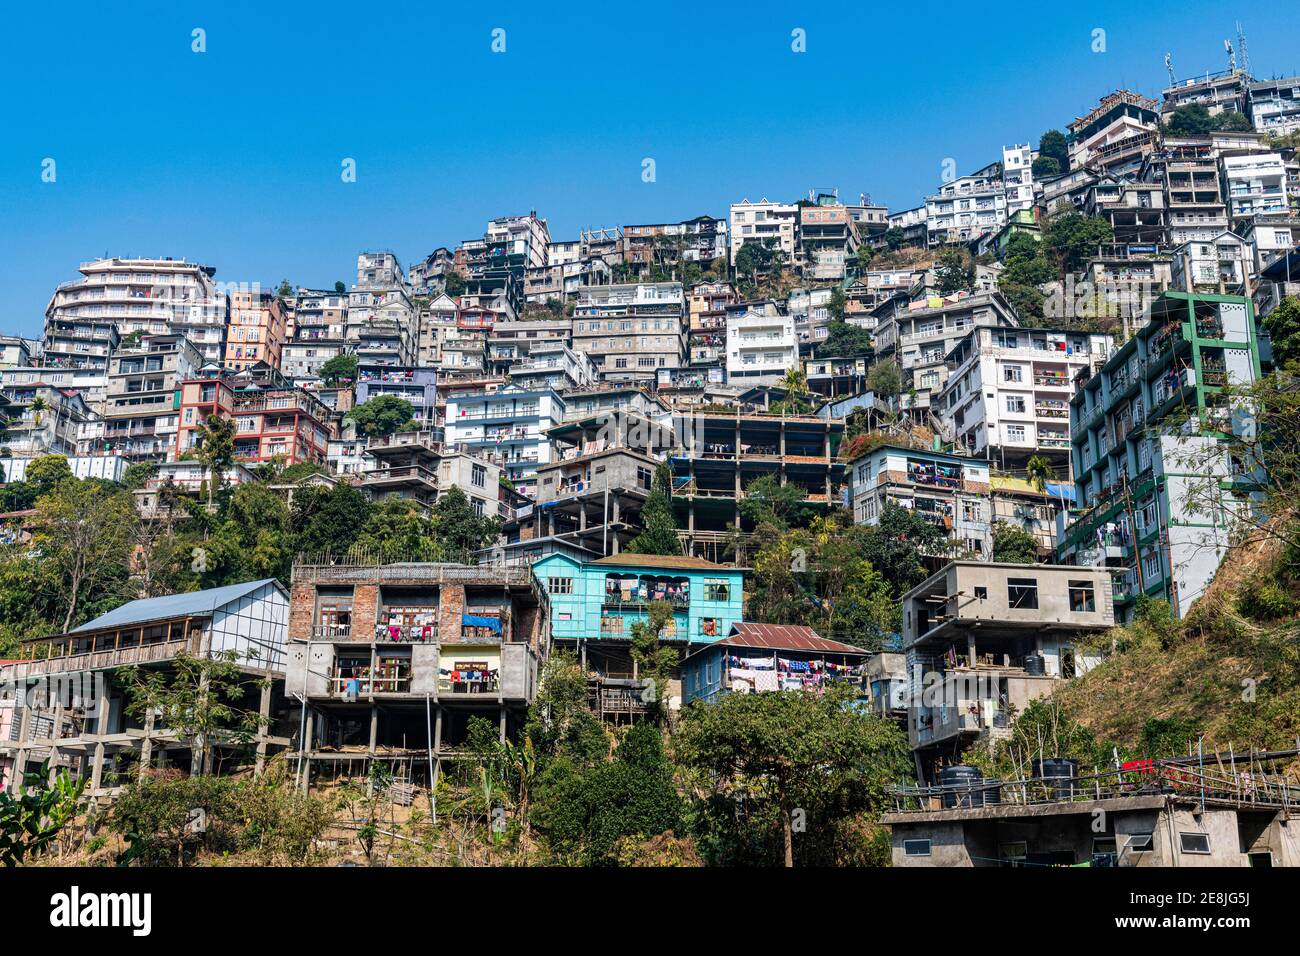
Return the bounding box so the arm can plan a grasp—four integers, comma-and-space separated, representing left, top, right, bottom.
1164, 52, 1175, 87
1236, 22, 1250, 76
1225, 39, 1236, 76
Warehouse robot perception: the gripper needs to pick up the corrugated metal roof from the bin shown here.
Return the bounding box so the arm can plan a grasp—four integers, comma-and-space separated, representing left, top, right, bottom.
712, 623, 869, 656
592, 553, 735, 571
71, 579, 281, 633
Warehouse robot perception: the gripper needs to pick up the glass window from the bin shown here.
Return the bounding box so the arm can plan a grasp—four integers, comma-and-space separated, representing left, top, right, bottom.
1179, 832, 1211, 854
903, 839, 931, 857
1068, 580, 1096, 613
548, 577, 574, 595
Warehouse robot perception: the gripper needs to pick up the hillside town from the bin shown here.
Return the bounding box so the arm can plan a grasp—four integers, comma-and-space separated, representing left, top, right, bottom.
5, 38, 1300, 871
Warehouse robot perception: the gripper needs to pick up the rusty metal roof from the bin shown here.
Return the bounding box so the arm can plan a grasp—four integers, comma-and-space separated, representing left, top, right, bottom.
712, 622, 868, 656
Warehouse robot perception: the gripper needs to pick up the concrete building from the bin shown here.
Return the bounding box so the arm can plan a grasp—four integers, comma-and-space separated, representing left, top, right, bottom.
1, 580, 290, 797
43, 258, 228, 367
281, 287, 347, 381
1169, 231, 1253, 296
1, 364, 109, 419
925, 163, 1008, 246
1066, 90, 1161, 175
797, 199, 860, 279
0, 382, 97, 458
571, 283, 686, 383
0, 336, 35, 369
1221, 151, 1289, 222
225, 287, 287, 371
873, 291, 1020, 416
284, 560, 547, 791
132, 461, 257, 519
358, 432, 500, 516
1148, 140, 1231, 246
849, 444, 993, 558
1001, 143, 1037, 214
725, 302, 798, 386
938, 326, 1112, 472
1248, 75, 1300, 136
101, 333, 202, 461
989, 474, 1075, 555
415, 293, 459, 368
444, 385, 565, 498
902, 561, 1114, 779
1061, 292, 1263, 619
346, 252, 416, 367
507, 342, 597, 393
729, 198, 798, 263
355, 365, 437, 428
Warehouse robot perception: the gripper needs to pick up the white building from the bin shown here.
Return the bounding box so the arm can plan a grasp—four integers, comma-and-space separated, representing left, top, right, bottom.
1221, 152, 1289, 221
925, 163, 1008, 246
443, 386, 566, 498
1002, 143, 1038, 213
729, 198, 798, 263
571, 283, 686, 383
938, 326, 1112, 472
725, 305, 798, 386
1169, 232, 1253, 295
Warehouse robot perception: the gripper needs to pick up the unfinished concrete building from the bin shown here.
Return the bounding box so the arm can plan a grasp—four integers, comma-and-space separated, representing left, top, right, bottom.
902, 562, 1114, 782
0, 580, 291, 799
284, 560, 549, 792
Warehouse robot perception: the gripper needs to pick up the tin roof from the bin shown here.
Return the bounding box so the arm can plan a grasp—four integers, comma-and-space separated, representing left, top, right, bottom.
705, 623, 868, 656
71, 579, 282, 633
591, 553, 736, 571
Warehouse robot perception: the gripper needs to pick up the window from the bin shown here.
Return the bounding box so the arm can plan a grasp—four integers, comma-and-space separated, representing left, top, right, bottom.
1179, 832, 1211, 854
636, 467, 653, 490
1126, 831, 1154, 853
1005, 424, 1026, 442
1068, 580, 1096, 613
1005, 395, 1026, 414
704, 580, 730, 601
974, 586, 988, 599
1007, 577, 1038, 609
548, 577, 574, 595
903, 839, 931, 857
1003, 365, 1023, 383
471, 464, 486, 488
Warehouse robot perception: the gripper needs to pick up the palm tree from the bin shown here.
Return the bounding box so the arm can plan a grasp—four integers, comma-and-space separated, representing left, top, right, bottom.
28, 396, 50, 451
194, 414, 237, 510
1025, 454, 1056, 493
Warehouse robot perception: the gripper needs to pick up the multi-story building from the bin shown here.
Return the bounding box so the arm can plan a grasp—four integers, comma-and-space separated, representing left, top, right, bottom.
1146, 140, 1230, 245
408, 247, 456, 295
900, 561, 1114, 781
938, 326, 1112, 472
571, 283, 686, 383
346, 252, 416, 366
101, 333, 202, 461
682, 624, 870, 705
725, 302, 798, 386
1061, 292, 1263, 619
486, 318, 570, 379
0, 336, 35, 369
224, 287, 287, 371
887, 206, 928, 246
281, 288, 347, 381
1248, 75, 1300, 136
507, 342, 597, 392
44, 258, 228, 366
175, 366, 333, 467
873, 291, 1020, 415
284, 560, 547, 791
1001, 143, 1037, 213
355, 365, 438, 428
415, 293, 459, 368
358, 432, 500, 516
1221, 151, 1289, 221
848, 444, 993, 558
729, 198, 798, 263
0, 365, 108, 416
0, 383, 97, 458
1240, 214, 1300, 273
785, 287, 835, 351
38, 313, 119, 380
1083, 178, 1166, 247
486, 212, 551, 270
687, 281, 736, 368
623, 216, 728, 275
797, 198, 860, 279
1161, 68, 1249, 119
443, 386, 565, 498
989, 474, 1075, 555
1169, 232, 1253, 295
925, 163, 1007, 246
532, 552, 744, 699
1066, 90, 1161, 175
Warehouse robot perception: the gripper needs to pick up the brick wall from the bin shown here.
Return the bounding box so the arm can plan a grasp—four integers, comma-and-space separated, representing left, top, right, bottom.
288, 582, 315, 641
439, 584, 465, 643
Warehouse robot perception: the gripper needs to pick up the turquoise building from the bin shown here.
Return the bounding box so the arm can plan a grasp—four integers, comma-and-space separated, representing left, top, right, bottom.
531, 553, 745, 655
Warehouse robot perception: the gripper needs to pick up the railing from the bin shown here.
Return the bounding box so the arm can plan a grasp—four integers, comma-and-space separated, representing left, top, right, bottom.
331, 675, 411, 695
602, 594, 690, 610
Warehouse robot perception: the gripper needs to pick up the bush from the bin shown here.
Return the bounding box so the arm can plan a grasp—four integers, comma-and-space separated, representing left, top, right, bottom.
1236, 573, 1296, 621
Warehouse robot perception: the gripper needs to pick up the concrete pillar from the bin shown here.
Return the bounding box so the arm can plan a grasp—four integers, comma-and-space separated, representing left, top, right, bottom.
9, 697, 31, 795
433, 706, 443, 753
368, 705, 379, 755
299, 709, 315, 794
138, 708, 155, 782
89, 680, 110, 794
253, 679, 272, 778
46, 692, 65, 786
498, 706, 506, 744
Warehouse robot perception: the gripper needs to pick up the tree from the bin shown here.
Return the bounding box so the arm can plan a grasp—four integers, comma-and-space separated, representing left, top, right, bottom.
859, 503, 947, 592
345, 395, 415, 439
318, 352, 359, 387
444, 271, 467, 298
883, 226, 905, 251
430, 485, 501, 562
1211, 110, 1253, 132
934, 248, 975, 294
1166, 103, 1213, 136
276, 279, 292, 297
1263, 297, 1300, 367
676, 686, 912, 867
1031, 155, 1061, 178
356, 498, 439, 562
1025, 454, 1057, 493
118, 650, 269, 776
0, 765, 85, 866
34, 479, 137, 631
739, 473, 809, 530
334, 280, 346, 294
193, 413, 236, 509
625, 462, 681, 556
1037, 129, 1069, 172
292, 482, 373, 558
1042, 212, 1114, 279
866, 359, 903, 402
821, 321, 873, 357
992, 521, 1039, 563
629, 601, 679, 718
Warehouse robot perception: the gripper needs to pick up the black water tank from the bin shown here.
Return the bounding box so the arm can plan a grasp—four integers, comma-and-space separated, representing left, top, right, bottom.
1033, 758, 1078, 799
1024, 653, 1046, 676
939, 765, 984, 808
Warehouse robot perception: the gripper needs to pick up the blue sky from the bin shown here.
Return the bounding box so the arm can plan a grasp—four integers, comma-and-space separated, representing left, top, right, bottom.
2, 0, 1299, 337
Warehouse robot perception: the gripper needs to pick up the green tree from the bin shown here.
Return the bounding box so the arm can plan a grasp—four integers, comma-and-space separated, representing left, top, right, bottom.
444, 271, 467, 298
292, 482, 373, 558
883, 226, 905, 251
1166, 103, 1213, 136
866, 359, 903, 401
992, 521, 1039, 563
430, 485, 501, 562
276, 279, 292, 297
859, 503, 947, 592
1211, 110, 1253, 132
1037, 129, 1069, 171
821, 321, 873, 357
1031, 155, 1061, 178
356, 498, 439, 561
1263, 297, 1300, 367
345, 395, 415, 439
934, 247, 975, 294
739, 473, 810, 530
0, 765, 85, 866
193, 413, 236, 509
35, 479, 137, 630
334, 280, 346, 294
319, 352, 358, 387
676, 685, 912, 867
626, 462, 681, 556
1042, 212, 1114, 279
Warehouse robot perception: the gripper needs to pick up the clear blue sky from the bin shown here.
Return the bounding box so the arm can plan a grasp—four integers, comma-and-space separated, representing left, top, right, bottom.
3, 0, 1299, 337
